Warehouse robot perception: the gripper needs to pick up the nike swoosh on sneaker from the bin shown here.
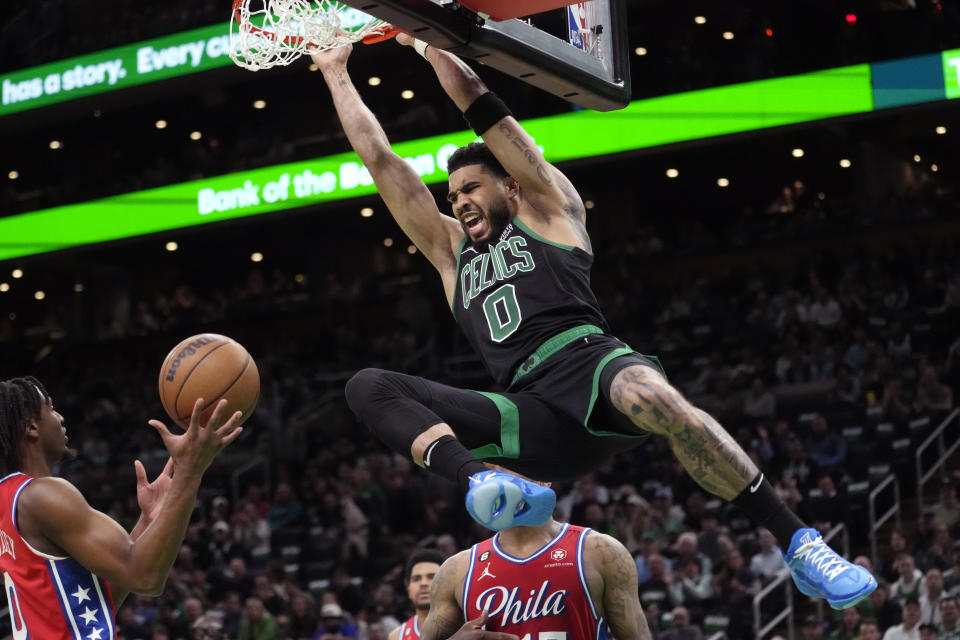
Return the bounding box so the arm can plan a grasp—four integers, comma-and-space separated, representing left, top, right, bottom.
749, 473, 764, 493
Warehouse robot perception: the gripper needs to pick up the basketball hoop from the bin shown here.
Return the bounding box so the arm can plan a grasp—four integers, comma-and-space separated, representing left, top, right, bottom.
230, 0, 400, 71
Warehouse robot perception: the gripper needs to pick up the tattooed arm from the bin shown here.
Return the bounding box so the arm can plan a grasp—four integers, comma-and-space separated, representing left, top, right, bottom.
609, 365, 758, 500
422, 551, 470, 640
584, 531, 651, 640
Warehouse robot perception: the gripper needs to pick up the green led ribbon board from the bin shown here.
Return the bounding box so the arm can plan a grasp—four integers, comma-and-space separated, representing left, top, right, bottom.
0, 24, 233, 117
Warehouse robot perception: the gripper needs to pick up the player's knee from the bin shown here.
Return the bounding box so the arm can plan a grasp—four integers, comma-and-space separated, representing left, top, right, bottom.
344, 367, 390, 416
611, 365, 686, 429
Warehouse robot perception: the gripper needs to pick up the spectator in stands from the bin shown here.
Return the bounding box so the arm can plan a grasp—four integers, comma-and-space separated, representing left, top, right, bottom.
830, 606, 863, 640
801, 615, 825, 640
833, 365, 863, 407
649, 485, 686, 537
880, 376, 912, 422
919, 525, 954, 572
922, 569, 947, 626
640, 553, 676, 611
312, 603, 358, 639
919, 623, 940, 640
233, 502, 272, 551
713, 547, 757, 639
860, 620, 883, 640
238, 597, 279, 640
807, 474, 847, 529
938, 597, 960, 640
881, 531, 913, 583
869, 581, 905, 631
892, 555, 929, 604
329, 567, 365, 615
269, 482, 304, 529
286, 592, 318, 639
933, 484, 960, 530
668, 556, 713, 619
254, 574, 287, 615
661, 606, 703, 640
915, 367, 954, 415
743, 377, 777, 419
192, 615, 226, 640
783, 438, 818, 492
749, 528, 787, 584
882, 598, 922, 640
806, 415, 847, 473
844, 329, 873, 372
810, 288, 844, 330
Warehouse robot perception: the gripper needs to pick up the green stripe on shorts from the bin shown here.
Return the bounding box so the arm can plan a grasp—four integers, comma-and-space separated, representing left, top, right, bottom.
468, 391, 520, 460
584, 348, 664, 438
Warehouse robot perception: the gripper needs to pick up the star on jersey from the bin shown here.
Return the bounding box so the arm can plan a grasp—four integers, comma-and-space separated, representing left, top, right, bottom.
80, 606, 99, 625
72, 585, 91, 604
87, 627, 104, 640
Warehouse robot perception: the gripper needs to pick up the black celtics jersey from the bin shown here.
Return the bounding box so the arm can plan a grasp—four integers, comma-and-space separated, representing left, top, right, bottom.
451, 217, 609, 389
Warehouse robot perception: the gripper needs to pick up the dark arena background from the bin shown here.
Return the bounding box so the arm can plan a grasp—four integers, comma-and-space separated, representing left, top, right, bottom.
1, 1, 960, 638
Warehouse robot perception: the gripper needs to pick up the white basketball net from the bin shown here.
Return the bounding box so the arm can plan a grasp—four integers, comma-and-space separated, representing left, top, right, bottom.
230, 0, 391, 70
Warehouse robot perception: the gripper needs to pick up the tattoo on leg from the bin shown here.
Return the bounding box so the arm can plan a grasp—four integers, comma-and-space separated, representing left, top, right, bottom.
611, 367, 758, 500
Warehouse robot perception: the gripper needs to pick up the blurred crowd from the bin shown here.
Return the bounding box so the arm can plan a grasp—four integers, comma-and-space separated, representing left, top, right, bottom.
0, 180, 958, 640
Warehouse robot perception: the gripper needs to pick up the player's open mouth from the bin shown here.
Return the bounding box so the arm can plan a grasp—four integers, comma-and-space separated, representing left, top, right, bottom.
462, 212, 482, 229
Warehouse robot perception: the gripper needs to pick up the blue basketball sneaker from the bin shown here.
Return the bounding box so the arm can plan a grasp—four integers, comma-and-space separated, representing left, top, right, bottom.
465, 470, 556, 531
784, 528, 877, 610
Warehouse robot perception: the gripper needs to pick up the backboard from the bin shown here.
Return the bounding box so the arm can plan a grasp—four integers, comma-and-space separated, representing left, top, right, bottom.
342, 0, 631, 111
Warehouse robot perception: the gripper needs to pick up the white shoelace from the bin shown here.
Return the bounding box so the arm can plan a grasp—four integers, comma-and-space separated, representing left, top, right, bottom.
792, 537, 848, 581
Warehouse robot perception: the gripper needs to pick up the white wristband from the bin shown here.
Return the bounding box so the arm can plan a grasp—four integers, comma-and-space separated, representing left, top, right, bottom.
414, 38, 430, 59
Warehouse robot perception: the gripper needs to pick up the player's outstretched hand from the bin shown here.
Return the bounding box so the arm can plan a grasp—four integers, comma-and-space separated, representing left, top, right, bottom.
448, 611, 520, 640
134, 456, 174, 522
309, 43, 353, 72
147, 398, 243, 477
395, 33, 415, 47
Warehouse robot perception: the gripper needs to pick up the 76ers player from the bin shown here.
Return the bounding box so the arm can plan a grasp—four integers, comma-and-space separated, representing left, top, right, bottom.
391, 549, 447, 640
421, 482, 650, 640
0, 376, 243, 639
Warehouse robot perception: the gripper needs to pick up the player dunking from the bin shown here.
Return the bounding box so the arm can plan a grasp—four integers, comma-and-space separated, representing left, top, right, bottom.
391, 549, 447, 640
310, 37, 875, 609
0, 376, 243, 638
422, 473, 650, 640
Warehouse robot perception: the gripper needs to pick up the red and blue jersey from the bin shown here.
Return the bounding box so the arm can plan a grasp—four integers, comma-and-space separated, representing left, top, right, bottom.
0, 472, 116, 640
397, 614, 421, 640
462, 523, 607, 640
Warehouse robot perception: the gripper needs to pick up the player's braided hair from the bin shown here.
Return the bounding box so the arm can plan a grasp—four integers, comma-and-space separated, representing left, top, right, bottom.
446, 142, 509, 180
405, 548, 446, 585
0, 377, 49, 474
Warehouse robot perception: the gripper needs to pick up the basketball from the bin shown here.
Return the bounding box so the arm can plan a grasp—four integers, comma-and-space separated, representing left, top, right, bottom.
158, 334, 260, 429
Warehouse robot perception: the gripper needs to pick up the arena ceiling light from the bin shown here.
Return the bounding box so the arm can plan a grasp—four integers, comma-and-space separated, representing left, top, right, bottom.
401, 89, 415, 100
0, 283, 8, 292
407, 245, 417, 254
634, 47, 647, 56
252, 100, 267, 110
717, 177, 730, 187
722, 32, 735, 40
360, 207, 374, 217
792, 148, 805, 158
189, 131, 202, 141
665, 168, 679, 178
73, 283, 84, 293
7, 170, 18, 180
931, 164, 939, 172
155, 119, 168, 129
11, 269, 23, 279
384, 238, 394, 247
368, 76, 382, 86
49, 140, 62, 150
33, 290, 45, 300
914, 154, 922, 162
694, 16, 707, 25
308, 63, 319, 72
935, 126, 947, 134
250, 252, 264, 262
165, 241, 178, 252
584, 200, 595, 209
839, 158, 852, 168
